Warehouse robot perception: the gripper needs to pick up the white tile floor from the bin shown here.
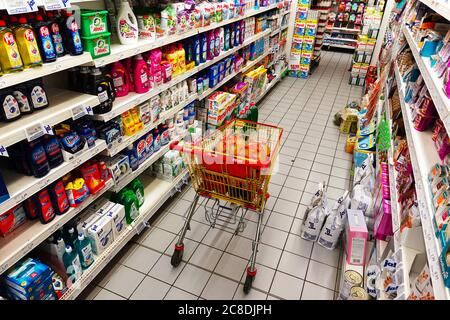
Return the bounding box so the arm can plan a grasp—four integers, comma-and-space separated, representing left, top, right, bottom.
80, 51, 363, 300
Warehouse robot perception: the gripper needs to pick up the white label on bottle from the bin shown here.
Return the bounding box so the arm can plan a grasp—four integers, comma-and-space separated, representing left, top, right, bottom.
25, 123, 45, 142
3, 94, 20, 120
30, 86, 48, 109
113, 76, 124, 87
71, 104, 87, 120
3, 0, 37, 15
0, 145, 8, 157
98, 91, 109, 103
72, 254, 83, 279
136, 190, 144, 206
43, 0, 71, 10
81, 244, 94, 266
140, 72, 148, 85
130, 203, 139, 220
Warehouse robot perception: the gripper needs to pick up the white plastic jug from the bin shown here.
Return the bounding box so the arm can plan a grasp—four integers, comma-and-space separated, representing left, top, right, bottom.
116, 0, 138, 45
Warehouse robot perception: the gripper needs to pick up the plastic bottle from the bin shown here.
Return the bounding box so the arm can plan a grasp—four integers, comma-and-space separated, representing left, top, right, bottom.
27, 78, 49, 110
116, 0, 139, 45
166, 45, 179, 76
230, 23, 235, 49
153, 127, 161, 152
235, 22, 240, 47
124, 144, 139, 171
219, 27, 224, 53
129, 178, 145, 207
0, 20, 24, 73
240, 20, 245, 44
33, 14, 57, 63
118, 190, 140, 224
250, 102, 258, 122
61, 11, 83, 56
224, 25, 230, 51
214, 28, 220, 57
177, 43, 186, 74
110, 61, 129, 97
123, 58, 135, 92
75, 232, 94, 269
0, 91, 21, 122
62, 245, 82, 283
89, 68, 114, 114
13, 85, 33, 115
206, 30, 214, 60
133, 54, 150, 94
46, 11, 65, 57
65, 226, 78, 247
14, 17, 42, 68
35, 189, 56, 224
25, 138, 50, 178
200, 32, 207, 63
193, 35, 200, 66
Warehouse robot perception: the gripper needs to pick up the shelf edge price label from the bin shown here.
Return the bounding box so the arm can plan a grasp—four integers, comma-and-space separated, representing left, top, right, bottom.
135, 221, 149, 235
25, 123, 46, 142
3, 0, 38, 15
71, 104, 87, 120
43, 0, 71, 10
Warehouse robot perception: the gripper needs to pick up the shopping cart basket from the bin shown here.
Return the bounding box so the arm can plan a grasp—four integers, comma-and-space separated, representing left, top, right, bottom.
170, 119, 283, 293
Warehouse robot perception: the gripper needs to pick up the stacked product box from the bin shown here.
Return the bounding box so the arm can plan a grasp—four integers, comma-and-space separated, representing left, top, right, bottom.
151, 150, 186, 181
313, 3, 331, 62
349, 7, 382, 86
289, 4, 318, 78
206, 91, 238, 129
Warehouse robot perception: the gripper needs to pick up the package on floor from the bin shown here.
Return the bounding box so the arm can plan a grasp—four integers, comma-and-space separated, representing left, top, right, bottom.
345, 209, 368, 266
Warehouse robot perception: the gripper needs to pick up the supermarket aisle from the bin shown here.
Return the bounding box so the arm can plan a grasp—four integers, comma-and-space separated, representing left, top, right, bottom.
81, 51, 363, 300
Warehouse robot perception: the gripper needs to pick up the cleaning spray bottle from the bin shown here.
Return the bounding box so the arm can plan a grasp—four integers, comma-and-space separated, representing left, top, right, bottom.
14, 16, 42, 68
110, 61, 129, 97
116, 0, 139, 45
0, 20, 23, 73
133, 54, 150, 93
33, 14, 57, 63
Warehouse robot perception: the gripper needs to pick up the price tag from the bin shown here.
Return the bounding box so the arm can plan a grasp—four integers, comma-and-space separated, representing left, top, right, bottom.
135, 221, 148, 235
85, 105, 94, 115
42, 0, 71, 10
71, 104, 87, 120
25, 123, 45, 142
43, 124, 54, 135
3, 0, 38, 15
0, 145, 8, 157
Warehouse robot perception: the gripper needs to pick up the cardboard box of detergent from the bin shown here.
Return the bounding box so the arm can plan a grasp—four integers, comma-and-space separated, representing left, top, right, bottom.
5, 272, 56, 300
106, 203, 126, 238
3, 258, 54, 296
88, 215, 115, 255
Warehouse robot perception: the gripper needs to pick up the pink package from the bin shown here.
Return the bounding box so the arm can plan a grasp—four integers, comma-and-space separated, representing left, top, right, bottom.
374, 200, 393, 240
346, 209, 368, 266
161, 62, 172, 83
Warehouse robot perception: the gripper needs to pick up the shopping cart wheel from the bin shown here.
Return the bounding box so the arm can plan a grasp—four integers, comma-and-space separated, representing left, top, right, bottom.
171, 244, 184, 267
243, 268, 257, 294
243, 275, 254, 294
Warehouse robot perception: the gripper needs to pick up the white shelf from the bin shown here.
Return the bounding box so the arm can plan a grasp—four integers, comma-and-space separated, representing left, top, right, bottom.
418, 0, 450, 21
91, 29, 272, 122
85, 4, 280, 68
60, 169, 189, 300
0, 178, 114, 275
0, 53, 92, 90
103, 94, 197, 157
394, 64, 450, 300
0, 88, 100, 148
0, 139, 107, 215
402, 26, 450, 135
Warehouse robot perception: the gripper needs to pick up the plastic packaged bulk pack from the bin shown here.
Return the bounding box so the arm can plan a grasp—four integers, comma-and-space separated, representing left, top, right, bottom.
301, 182, 329, 242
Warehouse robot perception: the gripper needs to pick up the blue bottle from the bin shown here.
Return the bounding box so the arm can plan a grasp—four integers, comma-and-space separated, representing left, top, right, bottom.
193, 35, 200, 66
235, 22, 240, 47
230, 24, 235, 49
61, 11, 83, 56
33, 15, 57, 63
124, 145, 139, 171
200, 33, 207, 63
224, 26, 230, 51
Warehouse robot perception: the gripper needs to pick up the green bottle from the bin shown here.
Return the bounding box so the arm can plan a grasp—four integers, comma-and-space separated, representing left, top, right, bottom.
62, 245, 82, 284
118, 190, 140, 224
250, 102, 258, 122
75, 232, 94, 269
129, 178, 145, 208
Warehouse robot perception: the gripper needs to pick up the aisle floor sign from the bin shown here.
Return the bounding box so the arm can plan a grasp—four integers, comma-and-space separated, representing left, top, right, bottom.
3, 0, 38, 14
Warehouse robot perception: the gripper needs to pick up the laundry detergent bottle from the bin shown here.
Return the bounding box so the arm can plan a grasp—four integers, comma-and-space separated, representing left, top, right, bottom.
117, 0, 139, 45
206, 30, 214, 60
200, 32, 207, 63
0, 20, 24, 73
111, 61, 129, 97
33, 14, 57, 63
62, 11, 83, 56
133, 54, 150, 93
14, 17, 42, 68
193, 35, 200, 66
47, 11, 65, 57
89, 68, 114, 114
129, 178, 145, 207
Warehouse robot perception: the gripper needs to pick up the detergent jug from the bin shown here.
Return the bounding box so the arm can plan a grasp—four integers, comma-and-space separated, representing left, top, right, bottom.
116, 0, 139, 45
33, 14, 57, 63
0, 20, 23, 73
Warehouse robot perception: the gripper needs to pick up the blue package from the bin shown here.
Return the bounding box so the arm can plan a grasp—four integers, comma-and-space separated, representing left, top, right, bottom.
123, 145, 139, 171
209, 65, 219, 77
133, 137, 147, 165
219, 71, 225, 82
5, 272, 56, 300
3, 258, 53, 295
218, 61, 225, 73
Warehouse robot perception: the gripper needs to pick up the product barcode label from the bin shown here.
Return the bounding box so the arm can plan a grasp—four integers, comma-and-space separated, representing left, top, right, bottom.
71, 104, 87, 120
350, 237, 365, 264
25, 123, 45, 142
42, 0, 71, 10
3, 0, 38, 15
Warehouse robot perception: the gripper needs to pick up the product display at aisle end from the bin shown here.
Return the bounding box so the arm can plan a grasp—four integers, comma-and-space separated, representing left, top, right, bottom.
0, 0, 295, 301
